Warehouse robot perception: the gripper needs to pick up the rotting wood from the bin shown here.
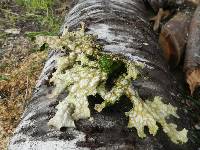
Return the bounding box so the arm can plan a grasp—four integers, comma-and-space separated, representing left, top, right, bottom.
184, 5, 200, 94
159, 12, 192, 67
149, 2, 196, 67
8, 0, 199, 150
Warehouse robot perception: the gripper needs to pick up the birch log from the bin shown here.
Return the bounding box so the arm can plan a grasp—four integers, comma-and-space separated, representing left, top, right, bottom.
9, 0, 198, 150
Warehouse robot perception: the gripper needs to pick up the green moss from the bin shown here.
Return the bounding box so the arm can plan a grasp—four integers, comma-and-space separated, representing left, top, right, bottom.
99, 55, 114, 73
98, 55, 125, 76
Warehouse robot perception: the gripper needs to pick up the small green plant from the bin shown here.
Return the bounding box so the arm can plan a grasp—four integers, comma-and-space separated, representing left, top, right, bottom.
0, 75, 9, 81
16, 0, 54, 12
16, 0, 62, 34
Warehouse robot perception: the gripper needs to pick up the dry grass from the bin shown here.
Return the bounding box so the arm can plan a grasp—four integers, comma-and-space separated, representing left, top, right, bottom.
0, 0, 69, 149
0, 36, 47, 150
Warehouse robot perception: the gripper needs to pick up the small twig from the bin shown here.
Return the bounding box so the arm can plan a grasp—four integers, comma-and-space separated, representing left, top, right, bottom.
24, 76, 29, 100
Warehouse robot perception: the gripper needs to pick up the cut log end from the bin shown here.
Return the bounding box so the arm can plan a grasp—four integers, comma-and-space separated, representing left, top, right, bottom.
159, 12, 191, 67
159, 28, 180, 67
186, 69, 200, 95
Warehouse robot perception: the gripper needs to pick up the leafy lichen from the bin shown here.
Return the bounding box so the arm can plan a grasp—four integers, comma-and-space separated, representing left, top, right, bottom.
125, 94, 188, 143
36, 24, 188, 144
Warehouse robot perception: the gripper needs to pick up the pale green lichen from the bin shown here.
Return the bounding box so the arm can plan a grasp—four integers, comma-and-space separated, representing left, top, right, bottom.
125, 93, 188, 144
37, 24, 188, 144
48, 52, 107, 128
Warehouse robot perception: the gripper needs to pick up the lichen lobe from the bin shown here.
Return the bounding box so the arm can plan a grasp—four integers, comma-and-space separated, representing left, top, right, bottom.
36, 25, 188, 144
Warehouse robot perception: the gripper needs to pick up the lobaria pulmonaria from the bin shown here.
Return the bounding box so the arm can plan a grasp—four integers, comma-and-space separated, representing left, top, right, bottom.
35, 23, 188, 144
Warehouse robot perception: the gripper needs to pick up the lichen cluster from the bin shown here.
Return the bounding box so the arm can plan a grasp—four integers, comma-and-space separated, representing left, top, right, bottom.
36, 24, 188, 144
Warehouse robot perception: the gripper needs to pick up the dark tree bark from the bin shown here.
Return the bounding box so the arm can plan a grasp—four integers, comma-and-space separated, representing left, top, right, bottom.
9, 0, 198, 149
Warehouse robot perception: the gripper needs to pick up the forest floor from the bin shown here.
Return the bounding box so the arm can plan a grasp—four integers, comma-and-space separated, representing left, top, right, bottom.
0, 0, 200, 150
0, 0, 69, 149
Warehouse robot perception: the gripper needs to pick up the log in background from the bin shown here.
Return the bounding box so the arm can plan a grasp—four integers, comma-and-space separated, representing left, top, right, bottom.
9, 0, 198, 149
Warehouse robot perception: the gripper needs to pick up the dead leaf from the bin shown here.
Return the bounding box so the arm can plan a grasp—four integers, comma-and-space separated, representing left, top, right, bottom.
186, 69, 200, 94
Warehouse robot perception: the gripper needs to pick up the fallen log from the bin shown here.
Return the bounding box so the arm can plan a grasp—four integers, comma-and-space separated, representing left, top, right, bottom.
9, 0, 198, 150
184, 5, 200, 95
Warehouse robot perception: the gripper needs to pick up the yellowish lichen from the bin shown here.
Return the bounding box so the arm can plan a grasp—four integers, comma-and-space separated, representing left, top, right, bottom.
125, 94, 188, 144
36, 23, 188, 144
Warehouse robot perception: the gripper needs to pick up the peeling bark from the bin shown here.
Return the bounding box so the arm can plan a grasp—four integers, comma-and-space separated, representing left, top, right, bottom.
9, 0, 198, 149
